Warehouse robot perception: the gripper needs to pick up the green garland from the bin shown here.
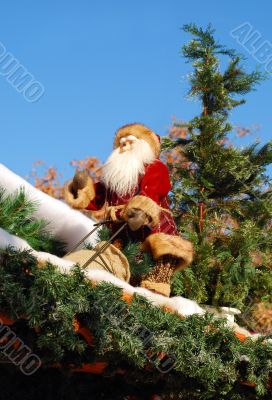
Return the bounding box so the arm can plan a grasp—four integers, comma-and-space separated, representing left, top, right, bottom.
0, 247, 272, 399
0, 185, 271, 398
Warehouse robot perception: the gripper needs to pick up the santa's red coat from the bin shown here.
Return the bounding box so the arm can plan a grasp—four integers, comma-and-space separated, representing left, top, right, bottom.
86, 159, 177, 241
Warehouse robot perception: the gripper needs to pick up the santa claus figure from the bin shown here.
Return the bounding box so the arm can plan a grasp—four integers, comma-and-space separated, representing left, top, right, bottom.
65, 123, 193, 296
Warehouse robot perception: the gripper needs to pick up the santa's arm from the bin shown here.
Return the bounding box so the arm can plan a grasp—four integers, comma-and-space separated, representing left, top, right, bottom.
64, 171, 106, 211
139, 160, 172, 202
121, 195, 161, 231
121, 161, 171, 230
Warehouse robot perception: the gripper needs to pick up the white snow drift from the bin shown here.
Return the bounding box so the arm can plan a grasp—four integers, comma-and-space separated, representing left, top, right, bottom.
0, 163, 97, 251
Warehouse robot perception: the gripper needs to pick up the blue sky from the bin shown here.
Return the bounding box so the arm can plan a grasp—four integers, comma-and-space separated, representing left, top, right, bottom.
0, 0, 271, 180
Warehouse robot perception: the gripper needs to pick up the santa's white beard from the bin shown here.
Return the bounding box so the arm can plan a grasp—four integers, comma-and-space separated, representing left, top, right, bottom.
102, 139, 155, 198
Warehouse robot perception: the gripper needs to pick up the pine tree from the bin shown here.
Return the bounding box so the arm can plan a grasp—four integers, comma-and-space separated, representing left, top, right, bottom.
163, 25, 272, 330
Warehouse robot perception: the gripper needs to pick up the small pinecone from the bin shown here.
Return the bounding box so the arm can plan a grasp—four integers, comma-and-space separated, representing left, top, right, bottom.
251, 302, 272, 335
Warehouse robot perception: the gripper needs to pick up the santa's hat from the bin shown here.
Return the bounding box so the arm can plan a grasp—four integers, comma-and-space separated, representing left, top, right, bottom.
114, 123, 161, 158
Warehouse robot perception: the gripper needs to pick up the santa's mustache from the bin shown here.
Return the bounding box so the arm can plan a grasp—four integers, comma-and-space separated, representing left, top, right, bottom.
102, 140, 155, 197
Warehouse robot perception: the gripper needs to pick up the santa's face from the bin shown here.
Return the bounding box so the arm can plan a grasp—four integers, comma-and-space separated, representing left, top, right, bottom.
102, 135, 155, 198
119, 135, 138, 153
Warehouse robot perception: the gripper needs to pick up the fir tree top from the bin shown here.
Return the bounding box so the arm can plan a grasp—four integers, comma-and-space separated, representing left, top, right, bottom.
166, 23, 271, 207
182, 23, 263, 117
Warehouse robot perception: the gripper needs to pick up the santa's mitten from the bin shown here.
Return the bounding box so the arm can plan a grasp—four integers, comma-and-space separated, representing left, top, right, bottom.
121, 195, 160, 231
64, 170, 95, 209
140, 233, 194, 297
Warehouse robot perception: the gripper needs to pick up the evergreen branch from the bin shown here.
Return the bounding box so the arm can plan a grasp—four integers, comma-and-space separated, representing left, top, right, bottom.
0, 188, 65, 255
0, 247, 271, 398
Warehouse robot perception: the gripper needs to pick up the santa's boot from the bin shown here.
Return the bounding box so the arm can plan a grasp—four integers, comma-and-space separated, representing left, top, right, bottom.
141, 255, 180, 297
140, 233, 194, 297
